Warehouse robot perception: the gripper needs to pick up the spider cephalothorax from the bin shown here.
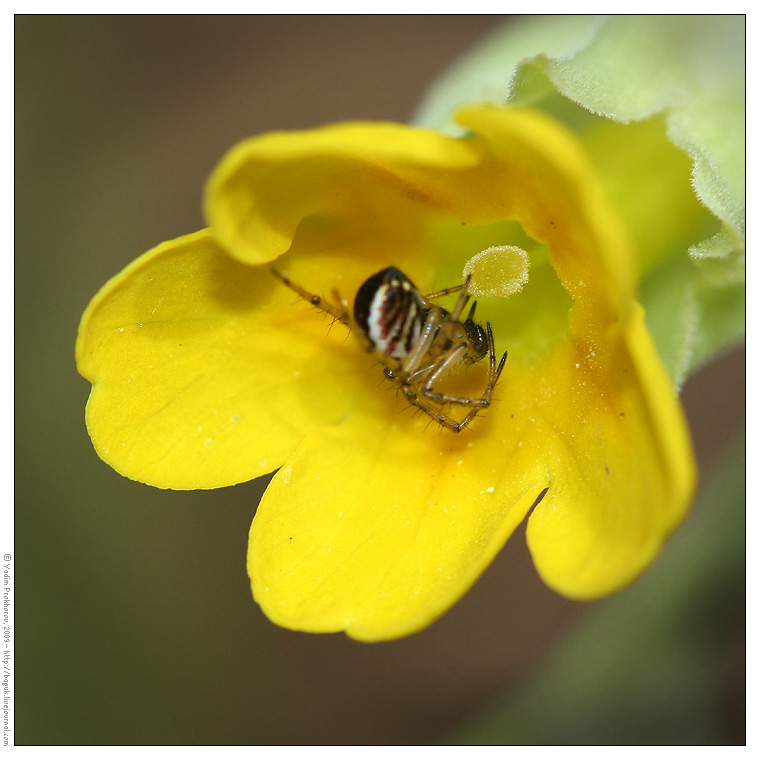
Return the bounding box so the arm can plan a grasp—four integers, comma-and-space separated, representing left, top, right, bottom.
271, 266, 507, 432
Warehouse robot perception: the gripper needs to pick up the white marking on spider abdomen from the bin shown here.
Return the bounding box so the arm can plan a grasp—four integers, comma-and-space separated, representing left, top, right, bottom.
367, 282, 424, 359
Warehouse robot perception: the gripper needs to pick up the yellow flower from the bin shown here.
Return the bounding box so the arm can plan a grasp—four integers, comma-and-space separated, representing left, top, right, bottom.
77, 104, 696, 641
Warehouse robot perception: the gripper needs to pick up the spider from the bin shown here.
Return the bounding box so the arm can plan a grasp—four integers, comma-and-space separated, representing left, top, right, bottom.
271, 265, 508, 432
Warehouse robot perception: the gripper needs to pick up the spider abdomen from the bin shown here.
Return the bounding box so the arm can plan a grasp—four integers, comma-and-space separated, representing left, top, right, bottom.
353, 267, 426, 359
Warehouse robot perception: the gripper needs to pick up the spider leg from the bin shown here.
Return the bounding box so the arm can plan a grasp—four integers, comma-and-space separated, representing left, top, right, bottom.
423, 283, 463, 301
412, 322, 508, 431
398, 306, 446, 378
447, 273, 473, 322
451, 324, 508, 429
423, 274, 472, 321
270, 268, 351, 325
417, 343, 490, 408
399, 385, 474, 433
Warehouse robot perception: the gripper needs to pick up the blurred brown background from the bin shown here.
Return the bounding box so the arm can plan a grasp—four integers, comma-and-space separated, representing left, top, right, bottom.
15, 15, 744, 745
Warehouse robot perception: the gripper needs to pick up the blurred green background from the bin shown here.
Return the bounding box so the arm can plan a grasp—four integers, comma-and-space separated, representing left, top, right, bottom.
15, 16, 744, 745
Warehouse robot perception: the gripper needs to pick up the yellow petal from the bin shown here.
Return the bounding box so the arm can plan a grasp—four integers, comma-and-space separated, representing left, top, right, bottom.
249, 401, 548, 642
76, 230, 364, 489
525, 312, 695, 598
206, 121, 477, 266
